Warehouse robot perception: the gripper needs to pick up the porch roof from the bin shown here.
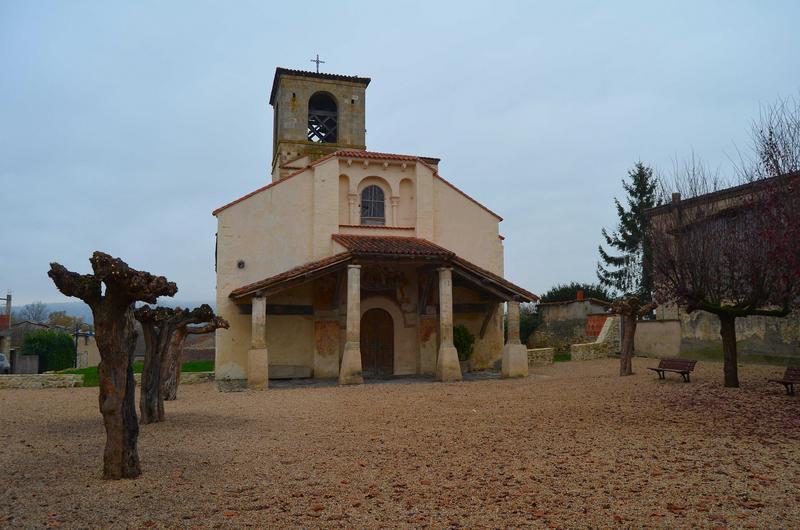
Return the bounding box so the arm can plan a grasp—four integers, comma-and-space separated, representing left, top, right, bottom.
229, 235, 538, 302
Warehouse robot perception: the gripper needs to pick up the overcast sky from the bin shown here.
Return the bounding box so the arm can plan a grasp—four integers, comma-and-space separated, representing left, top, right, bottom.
2, 1, 799, 306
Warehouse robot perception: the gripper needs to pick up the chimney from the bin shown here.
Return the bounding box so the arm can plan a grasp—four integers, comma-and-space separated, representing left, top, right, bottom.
576, 289, 585, 301
671, 192, 681, 203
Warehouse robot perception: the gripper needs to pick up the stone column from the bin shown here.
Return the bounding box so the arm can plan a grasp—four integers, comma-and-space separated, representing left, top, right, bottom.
501, 301, 529, 378
339, 264, 364, 385
436, 267, 462, 382
248, 295, 269, 389
348, 193, 358, 225
390, 196, 400, 226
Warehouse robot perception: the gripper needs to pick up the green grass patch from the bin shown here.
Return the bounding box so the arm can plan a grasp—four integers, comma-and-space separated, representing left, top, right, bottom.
553, 353, 572, 362
62, 360, 214, 387
62, 366, 101, 387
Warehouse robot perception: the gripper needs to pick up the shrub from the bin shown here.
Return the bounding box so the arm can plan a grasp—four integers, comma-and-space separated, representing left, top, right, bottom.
23, 329, 75, 372
453, 324, 475, 362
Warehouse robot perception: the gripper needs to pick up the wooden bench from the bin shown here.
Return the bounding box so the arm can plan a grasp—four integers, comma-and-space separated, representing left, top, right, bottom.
768, 366, 800, 395
648, 358, 697, 382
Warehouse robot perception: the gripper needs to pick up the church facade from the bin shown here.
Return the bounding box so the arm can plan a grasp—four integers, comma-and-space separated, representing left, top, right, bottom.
213, 67, 536, 390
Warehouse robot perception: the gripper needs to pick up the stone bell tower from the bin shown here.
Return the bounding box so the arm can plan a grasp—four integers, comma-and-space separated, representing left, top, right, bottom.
269, 67, 370, 181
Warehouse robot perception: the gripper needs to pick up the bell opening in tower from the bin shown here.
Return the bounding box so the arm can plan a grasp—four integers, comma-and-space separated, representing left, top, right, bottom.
307, 92, 338, 143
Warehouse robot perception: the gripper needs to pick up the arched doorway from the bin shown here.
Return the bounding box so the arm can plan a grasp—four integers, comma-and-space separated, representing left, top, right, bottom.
361, 308, 394, 378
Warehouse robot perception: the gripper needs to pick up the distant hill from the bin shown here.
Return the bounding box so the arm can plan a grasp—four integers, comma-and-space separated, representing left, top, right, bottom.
12, 300, 215, 324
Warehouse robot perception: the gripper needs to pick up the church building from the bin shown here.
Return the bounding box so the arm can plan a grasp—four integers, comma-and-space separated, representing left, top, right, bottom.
213, 67, 536, 390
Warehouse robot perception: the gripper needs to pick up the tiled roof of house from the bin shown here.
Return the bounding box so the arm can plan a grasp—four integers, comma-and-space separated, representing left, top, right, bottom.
332, 234, 454, 257
230, 235, 537, 302
269, 68, 371, 105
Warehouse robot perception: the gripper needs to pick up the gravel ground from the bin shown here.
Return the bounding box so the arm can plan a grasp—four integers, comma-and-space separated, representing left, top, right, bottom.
1, 358, 799, 529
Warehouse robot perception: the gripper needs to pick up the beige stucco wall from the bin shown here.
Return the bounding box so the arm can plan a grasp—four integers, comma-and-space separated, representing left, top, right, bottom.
644, 305, 800, 362
215, 171, 315, 383
76, 335, 100, 368
216, 153, 513, 383
634, 320, 682, 357
432, 177, 503, 274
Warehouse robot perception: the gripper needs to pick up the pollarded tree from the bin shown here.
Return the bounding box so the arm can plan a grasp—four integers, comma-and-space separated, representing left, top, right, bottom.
134, 305, 172, 424
652, 96, 800, 388
611, 296, 656, 376
160, 305, 228, 401
48, 252, 177, 479
135, 304, 227, 422
598, 162, 661, 299
650, 161, 800, 387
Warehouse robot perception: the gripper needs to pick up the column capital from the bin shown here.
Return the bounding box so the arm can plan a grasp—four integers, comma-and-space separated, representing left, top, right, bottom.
436, 266, 452, 272
347, 263, 361, 270
390, 196, 400, 205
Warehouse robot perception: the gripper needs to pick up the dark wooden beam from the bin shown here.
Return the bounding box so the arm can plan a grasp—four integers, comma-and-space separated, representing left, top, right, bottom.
244, 262, 350, 301
453, 268, 512, 301
453, 303, 489, 314
479, 302, 499, 339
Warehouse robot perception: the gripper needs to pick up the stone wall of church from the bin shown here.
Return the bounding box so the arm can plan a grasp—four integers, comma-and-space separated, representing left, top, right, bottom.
214, 171, 316, 387
272, 74, 367, 177
273, 75, 366, 147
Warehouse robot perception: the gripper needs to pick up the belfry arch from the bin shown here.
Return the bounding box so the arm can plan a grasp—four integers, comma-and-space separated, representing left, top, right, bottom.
307, 92, 338, 143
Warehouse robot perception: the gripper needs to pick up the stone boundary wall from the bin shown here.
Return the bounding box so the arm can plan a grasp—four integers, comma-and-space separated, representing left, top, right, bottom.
0, 374, 84, 389
527, 348, 554, 366
570, 316, 620, 361
570, 341, 614, 361
133, 372, 215, 385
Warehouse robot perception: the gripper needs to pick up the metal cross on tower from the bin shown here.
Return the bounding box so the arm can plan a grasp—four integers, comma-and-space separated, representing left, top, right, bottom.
310, 54, 325, 73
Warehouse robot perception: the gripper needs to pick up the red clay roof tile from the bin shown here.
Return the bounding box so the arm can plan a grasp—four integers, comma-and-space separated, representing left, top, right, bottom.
332, 234, 453, 257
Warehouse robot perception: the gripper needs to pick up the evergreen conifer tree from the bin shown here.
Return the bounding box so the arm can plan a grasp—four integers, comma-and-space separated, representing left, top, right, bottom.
597, 162, 660, 298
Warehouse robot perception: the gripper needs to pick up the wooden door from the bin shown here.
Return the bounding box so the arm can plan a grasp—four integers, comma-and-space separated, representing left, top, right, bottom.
360, 308, 394, 378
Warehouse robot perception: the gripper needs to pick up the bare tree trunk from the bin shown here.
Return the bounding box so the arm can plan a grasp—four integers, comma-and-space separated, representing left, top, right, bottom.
161, 327, 187, 401
48, 253, 177, 479
719, 314, 739, 388
96, 304, 141, 479
612, 297, 655, 377
619, 313, 637, 376
138, 317, 164, 425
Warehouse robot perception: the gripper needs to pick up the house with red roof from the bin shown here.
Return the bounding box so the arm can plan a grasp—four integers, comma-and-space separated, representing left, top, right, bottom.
212, 67, 536, 390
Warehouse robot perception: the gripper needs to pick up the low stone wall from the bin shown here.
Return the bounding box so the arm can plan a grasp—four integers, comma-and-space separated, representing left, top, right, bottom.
133, 372, 215, 385
527, 348, 554, 366
570, 341, 614, 361
0, 374, 84, 389
570, 315, 620, 361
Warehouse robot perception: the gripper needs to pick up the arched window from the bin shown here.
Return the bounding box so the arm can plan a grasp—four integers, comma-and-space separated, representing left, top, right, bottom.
307, 92, 337, 143
360, 185, 385, 225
